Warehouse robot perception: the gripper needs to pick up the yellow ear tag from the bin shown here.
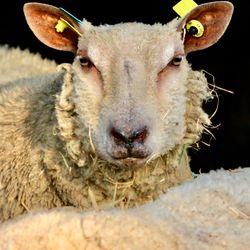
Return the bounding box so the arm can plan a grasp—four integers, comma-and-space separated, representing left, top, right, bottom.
55, 19, 68, 33
55, 18, 82, 37
186, 19, 204, 37
173, 0, 204, 38
173, 0, 197, 18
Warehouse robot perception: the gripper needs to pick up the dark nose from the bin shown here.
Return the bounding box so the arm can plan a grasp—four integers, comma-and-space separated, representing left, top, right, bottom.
110, 126, 148, 150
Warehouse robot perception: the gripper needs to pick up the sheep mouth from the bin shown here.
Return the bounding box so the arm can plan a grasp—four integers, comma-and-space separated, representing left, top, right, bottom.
107, 145, 151, 168
113, 157, 148, 169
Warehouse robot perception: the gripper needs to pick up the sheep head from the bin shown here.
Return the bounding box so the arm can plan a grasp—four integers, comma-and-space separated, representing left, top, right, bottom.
23, 2, 233, 169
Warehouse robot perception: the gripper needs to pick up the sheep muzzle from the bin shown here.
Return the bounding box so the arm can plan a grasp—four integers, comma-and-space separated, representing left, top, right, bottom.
106, 125, 151, 167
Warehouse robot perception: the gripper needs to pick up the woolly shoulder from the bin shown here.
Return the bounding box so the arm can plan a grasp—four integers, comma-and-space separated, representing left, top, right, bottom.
0, 46, 57, 85
0, 168, 249, 249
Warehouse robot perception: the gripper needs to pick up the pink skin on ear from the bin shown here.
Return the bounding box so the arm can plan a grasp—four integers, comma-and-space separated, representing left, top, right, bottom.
178, 1, 234, 53
23, 3, 81, 52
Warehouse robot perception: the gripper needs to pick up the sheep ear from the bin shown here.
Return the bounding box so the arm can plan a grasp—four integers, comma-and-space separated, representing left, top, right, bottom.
23, 3, 83, 53
178, 1, 234, 53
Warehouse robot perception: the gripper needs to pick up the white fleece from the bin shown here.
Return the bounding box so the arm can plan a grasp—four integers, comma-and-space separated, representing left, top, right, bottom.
0, 167, 249, 250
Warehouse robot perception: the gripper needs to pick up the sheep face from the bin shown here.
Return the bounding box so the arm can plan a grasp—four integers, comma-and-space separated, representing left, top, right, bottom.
23, 2, 233, 168
70, 22, 188, 167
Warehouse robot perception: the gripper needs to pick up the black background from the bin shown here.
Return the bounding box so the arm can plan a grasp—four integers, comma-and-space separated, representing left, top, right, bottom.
0, 0, 249, 173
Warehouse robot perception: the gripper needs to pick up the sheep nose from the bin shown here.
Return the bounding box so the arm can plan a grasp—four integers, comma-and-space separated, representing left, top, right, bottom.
110, 126, 148, 149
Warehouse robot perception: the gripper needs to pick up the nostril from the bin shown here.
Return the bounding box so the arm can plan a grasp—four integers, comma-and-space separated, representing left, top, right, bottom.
110, 126, 148, 146
110, 127, 126, 145
132, 126, 148, 143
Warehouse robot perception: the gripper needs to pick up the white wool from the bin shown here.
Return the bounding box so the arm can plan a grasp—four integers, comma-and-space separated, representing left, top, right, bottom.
0, 45, 57, 85
0, 167, 249, 250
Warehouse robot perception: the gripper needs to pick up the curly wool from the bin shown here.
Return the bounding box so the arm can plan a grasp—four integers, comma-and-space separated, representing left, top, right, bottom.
0, 45, 57, 85
1, 167, 249, 250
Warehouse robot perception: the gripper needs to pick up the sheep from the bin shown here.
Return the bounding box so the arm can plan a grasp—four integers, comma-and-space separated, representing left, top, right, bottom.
0, 1, 234, 221
0, 167, 249, 250
0, 46, 57, 85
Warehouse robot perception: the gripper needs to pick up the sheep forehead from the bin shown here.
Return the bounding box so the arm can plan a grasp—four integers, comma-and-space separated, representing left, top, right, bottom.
78, 19, 182, 62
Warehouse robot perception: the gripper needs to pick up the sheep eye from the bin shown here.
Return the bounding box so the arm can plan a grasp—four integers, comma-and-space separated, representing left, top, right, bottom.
171, 55, 183, 66
79, 57, 93, 68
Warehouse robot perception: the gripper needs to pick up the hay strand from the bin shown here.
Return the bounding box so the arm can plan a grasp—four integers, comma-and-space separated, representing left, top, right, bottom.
229, 207, 250, 220
59, 151, 72, 173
